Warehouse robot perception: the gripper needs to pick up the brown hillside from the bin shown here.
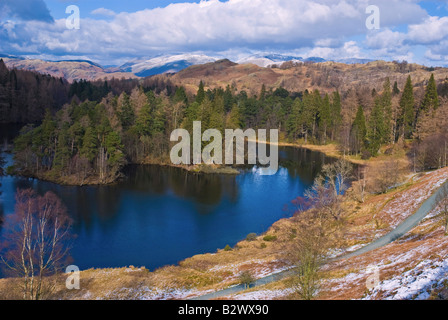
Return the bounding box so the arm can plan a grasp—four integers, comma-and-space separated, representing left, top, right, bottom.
3, 58, 138, 83
164, 60, 448, 96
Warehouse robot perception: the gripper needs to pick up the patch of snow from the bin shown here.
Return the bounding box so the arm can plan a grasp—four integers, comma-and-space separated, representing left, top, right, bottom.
124, 267, 143, 272
379, 170, 448, 230
102, 286, 215, 300
364, 258, 448, 300
231, 288, 295, 300
124, 54, 217, 74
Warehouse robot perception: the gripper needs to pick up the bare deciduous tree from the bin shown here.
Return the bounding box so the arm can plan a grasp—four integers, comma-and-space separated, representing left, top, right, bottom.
288, 217, 331, 300
287, 161, 351, 299
0, 189, 73, 300
324, 159, 353, 195
352, 166, 368, 203
297, 159, 353, 221
367, 159, 403, 194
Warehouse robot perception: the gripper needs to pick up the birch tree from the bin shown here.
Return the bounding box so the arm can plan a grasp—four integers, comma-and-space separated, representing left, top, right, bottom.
0, 189, 73, 300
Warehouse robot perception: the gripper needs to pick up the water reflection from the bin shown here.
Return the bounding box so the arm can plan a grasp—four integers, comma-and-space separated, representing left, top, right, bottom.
0, 125, 336, 271
123, 165, 240, 207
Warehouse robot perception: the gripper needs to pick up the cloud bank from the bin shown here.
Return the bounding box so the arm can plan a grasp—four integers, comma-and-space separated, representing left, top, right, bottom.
1, 0, 446, 65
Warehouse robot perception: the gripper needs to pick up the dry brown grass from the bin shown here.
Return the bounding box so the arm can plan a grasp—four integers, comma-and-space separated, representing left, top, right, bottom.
163, 60, 448, 97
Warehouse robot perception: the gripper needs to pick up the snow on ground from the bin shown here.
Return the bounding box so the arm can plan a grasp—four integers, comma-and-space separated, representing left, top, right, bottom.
100, 286, 215, 300
218, 169, 448, 301
377, 168, 448, 232
364, 258, 448, 300
230, 288, 295, 300
321, 169, 448, 300
327, 244, 368, 259
325, 223, 448, 300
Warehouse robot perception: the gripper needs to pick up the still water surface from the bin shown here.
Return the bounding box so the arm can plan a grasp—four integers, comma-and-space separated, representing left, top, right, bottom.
0, 125, 333, 271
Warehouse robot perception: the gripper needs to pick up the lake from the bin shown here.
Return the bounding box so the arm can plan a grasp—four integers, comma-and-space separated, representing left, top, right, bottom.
0, 125, 333, 272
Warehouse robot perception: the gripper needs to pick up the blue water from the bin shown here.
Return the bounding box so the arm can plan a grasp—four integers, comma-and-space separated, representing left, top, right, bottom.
0, 138, 331, 272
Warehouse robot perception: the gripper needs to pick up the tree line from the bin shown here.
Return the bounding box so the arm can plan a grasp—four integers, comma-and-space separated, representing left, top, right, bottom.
5, 58, 447, 184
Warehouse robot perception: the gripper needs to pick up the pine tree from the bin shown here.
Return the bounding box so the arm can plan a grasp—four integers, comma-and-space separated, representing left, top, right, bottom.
182, 101, 200, 133
399, 76, 415, 139
223, 85, 234, 112
105, 131, 124, 167
381, 78, 393, 144
41, 109, 56, 146
208, 94, 225, 133
135, 103, 152, 136
196, 80, 205, 104
286, 98, 302, 141
330, 91, 342, 141
311, 90, 322, 141
259, 84, 266, 101
414, 74, 440, 141
53, 125, 71, 173
350, 106, 367, 155
393, 81, 400, 96
81, 126, 98, 162
226, 104, 242, 129
421, 74, 439, 112
151, 98, 166, 136
367, 98, 387, 156
199, 96, 213, 130
68, 121, 83, 154
319, 94, 331, 144
173, 86, 188, 104
301, 91, 315, 144
40, 109, 57, 168
118, 92, 135, 130
0, 59, 9, 85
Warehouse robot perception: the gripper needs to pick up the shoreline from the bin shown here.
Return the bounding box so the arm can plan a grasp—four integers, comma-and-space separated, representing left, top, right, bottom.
7, 159, 241, 187
6, 139, 361, 187
252, 139, 367, 166
0, 140, 423, 300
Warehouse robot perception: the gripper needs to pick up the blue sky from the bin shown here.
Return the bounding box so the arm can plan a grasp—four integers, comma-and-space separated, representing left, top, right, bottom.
45, 1, 199, 18
1, 0, 448, 66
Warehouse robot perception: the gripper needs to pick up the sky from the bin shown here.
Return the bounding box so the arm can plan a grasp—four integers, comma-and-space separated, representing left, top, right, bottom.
1, 0, 448, 66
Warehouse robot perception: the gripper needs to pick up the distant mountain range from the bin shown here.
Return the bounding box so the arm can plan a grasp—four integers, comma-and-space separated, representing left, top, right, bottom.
119, 54, 218, 77
0, 53, 374, 82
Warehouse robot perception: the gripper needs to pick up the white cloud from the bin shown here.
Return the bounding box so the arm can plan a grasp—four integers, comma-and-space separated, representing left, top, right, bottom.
365, 28, 406, 49
0, 0, 431, 64
364, 15, 448, 64
303, 40, 365, 60
408, 16, 448, 44
91, 8, 116, 17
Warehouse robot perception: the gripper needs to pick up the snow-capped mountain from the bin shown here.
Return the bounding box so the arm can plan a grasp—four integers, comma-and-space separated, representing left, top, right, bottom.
119, 54, 218, 77
0, 51, 375, 82
236, 54, 305, 67
234, 54, 336, 67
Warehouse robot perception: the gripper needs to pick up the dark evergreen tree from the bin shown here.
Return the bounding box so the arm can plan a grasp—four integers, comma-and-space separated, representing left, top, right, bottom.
393, 81, 400, 96
421, 74, 439, 112
381, 78, 393, 144
399, 76, 415, 139
367, 97, 387, 156
350, 105, 367, 155
196, 80, 205, 104
330, 91, 342, 141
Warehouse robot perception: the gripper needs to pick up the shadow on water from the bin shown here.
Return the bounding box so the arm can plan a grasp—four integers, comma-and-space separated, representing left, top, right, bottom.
122, 165, 240, 208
